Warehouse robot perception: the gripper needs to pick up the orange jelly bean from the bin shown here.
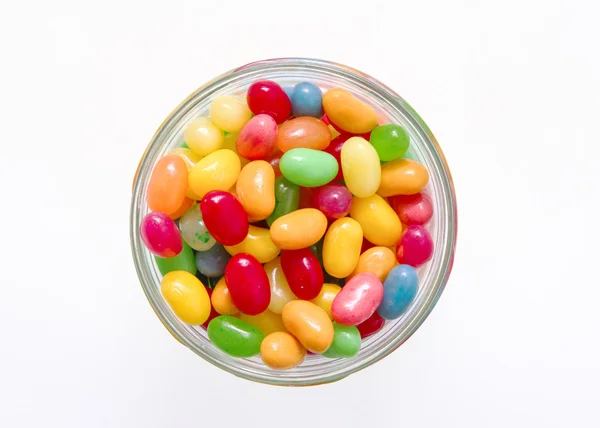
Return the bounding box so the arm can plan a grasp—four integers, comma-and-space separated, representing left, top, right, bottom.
378, 158, 429, 197
236, 160, 276, 221
276, 117, 331, 152
147, 155, 188, 217
347, 246, 396, 283
269, 208, 328, 250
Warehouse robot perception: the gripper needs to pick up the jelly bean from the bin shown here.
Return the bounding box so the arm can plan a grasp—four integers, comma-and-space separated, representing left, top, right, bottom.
283, 85, 295, 100
224, 253, 270, 315
264, 257, 298, 314
155, 239, 196, 276
308, 238, 324, 267
224, 225, 280, 264
348, 246, 396, 283
276, 117, 331, 152
281, 249, 324, 300
389, 192, 433, 225
179, 203, 217, 251
369, 124, 410, 161
263, 149, 283, 177
260, 332, 306, 369
378, 158, 429, 196
221, 132, 250, 168
188, 149, 241, 199
290, 82, 323, 118
202, 286, 220, 328
195, 243, 231, 277
207, 315, 264, 357
322, 218, 363, 278
322, 88, 377, 134
279, 148, 338, 187
236, 114, 278, 160
361, 237, 376, 253
341, 137, 381, 198
167, 148, 204, 198
200, 190, 249, 246
247, 80, 291, 124
322, 113, 372, 140
209, 95, 253, 133
184, 117, 224, 156
161, 271, 211, 325
236, 161, 275, 221
270, 208, 327, 250
378, 264, 418, 319
147, 155, 188, 217
168, 197, 194, 221
331, 272, 384, 326
322, 323, 361, 358
311, 184, 352, 218
282, 300, 334, 353
349, 194, 403, 246
323, 134, 348, 181
266, 176, 299, 227
395, 225, 433, 267
310, 283, 341, 320
211, 277, 239, 315
239, 310, 287, 336
140, 211, 183, 257
324, 273, 346, 287
298, 186, 313, 209
356, 311, 385, 338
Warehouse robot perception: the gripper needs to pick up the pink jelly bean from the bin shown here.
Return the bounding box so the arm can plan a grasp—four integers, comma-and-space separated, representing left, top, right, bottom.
389, 193, 433, 226
395, 225, 433, 267
236, 114, 278, 160
247, 81, 291, 124
311, 184, 352, 218
331, 272, 384, 326
140, 211, 183, 257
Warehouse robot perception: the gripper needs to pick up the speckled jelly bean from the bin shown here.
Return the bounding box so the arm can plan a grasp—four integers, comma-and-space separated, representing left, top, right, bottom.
331, 272, 384, 326
276, 117, 331, 152
147, 155, 188, 218
310, 283, 341, 320
195, 243, 231, 277
389, 192, 433, 225
322, 88, 377, 134
209, 95, 253, 133
236, 160, 275, 221
281, 248, 324, 300
378, 158, 429, 196
179, 203, 216, 251
266, 176, 299, 227
239, 310, 288, 336
396, 225, 434, 267
356, 311, 385, 338
224, 225, 280, 264
208, 315, 264, 357
349, 194, 403, 246
184, 117, 224, 156
369, 124, 410, 161
322, 323, 361, 358
291, 82, 323, 118
269, 208, 327, 250
342, 137, 381, 198
282, 300, 334, 353
324, 134, 348, 181
247, 80, 291, 124
200, 190, 248, 246
311, 184, 352, 218
260, 332, 306, 369
161, 271, 211, 325
378, 264, 418, 320
279, 148, 338, 187
236, 114, 278, 160
224, 253, 270, 315
140, 211, 183, 257
211, 277, 239, 315
188, 149, 241, 199
348, 246, 396, 283
323, 217, 363, 278
264, 257, 298, 314
155, 239, 196, 275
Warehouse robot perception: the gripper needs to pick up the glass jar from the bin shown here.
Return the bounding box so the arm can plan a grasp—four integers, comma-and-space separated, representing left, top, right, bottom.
130, 58, 457, 386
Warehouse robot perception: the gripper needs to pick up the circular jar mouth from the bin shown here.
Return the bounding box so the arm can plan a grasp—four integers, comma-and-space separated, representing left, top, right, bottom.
130, 58, 457, 386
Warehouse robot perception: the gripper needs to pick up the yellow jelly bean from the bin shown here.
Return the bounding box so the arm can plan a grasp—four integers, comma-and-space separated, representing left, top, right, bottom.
209, 95, 253, 133
264, 257, 298, 314
310, 283, 342, 320
225, 225, 281, 263
282, 300, 334, 353
221, 132, 250, 167
341, 137, 381, 198
184, 117, 224, 156
328, 125, 340, 140
378, 158, 430, 196
160, 271, 211, 325
322, 218, 363, 278
168, 148, 203, 200
260, 332, 306, 370
350, 194, 403, 246
188, 149, 241, 199
270, 208, 327, 250
211, 277, 239, 315
347, 246, 396, 283
322, 88, 377, 134
236, 161, 276, 221
239, 310, 287, 336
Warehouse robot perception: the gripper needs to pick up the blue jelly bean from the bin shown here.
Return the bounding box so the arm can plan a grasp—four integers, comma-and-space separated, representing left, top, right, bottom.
291, 82, 323, 118
195, 243, 231, 277
284, 85, 295, 101
377, 265, 418, 319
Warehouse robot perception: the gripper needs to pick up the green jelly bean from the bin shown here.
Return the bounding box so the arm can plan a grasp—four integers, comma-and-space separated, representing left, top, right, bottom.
322, 322, 361, 358
279, 148, 338, 187
207, 315, 264, 357
266, 176, 300, 227
369, 124, 409, 161
155, 239, 196, 276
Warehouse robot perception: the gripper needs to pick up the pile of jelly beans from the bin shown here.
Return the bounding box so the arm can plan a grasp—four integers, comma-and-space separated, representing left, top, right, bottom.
139, 80, 434, 369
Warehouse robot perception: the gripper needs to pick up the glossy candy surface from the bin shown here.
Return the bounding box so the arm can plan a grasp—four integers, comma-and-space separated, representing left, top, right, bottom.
264, 257, 298, 314
356, 311, 385, 338
323, 134, 348, 181
140, 211, 183, 257
322, 88, 377, 134
322, 323, 361, 358
369, 124, 410, 161
378, 264, 418, 319
331, 273, 384, 326
266, 176, 299, 226
239, 310, 287, 336
310, 283, 341, 320
378, 158, 429, 196
236, 161, 275, 221
276, 117, 331, 152
349, 194, 403, 246
184, 117, 224, 156
323, 218, 363, 278
209, 95, 253, 133
207, 315, 264, 357
236, 114, 278, 160
389, 193, 433, 225
189, 149, 241, 199
161, 271, 211, 325
281, 249, 324, 300
202, 287, 220, 329
341, 137, 381, 198
179, 204, 217, 251
201, 191, 249, 246
395, 225, 434, 267
224, 225, 280, 264
247, 80, 291, 124
291, 82, 323, 118
311, 184, 352, 218
279, 148, 338, 187
224, 253, 270, 315
211, 277, 239, 315
155, 239, 196, 275
147, 155, 188, 217
270, 208, 327, 250
348, 246, 396, 283
260, 332, 306, 369
264, 149, 283, 177
195, 243, 231, 277
282, 300, 334, 353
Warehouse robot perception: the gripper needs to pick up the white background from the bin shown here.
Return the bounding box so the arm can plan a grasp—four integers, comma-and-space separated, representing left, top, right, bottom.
1, 0, 599, 427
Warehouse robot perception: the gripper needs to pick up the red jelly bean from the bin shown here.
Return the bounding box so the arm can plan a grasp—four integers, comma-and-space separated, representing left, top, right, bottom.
311, 184, 352, 218
361, 237, 376, 254
264, 149, 283, 177
140, 211, 182, 257
324, 134, 349, 181
202, 286, 220, 329
389, 193, 433, 226
247, 81, 291, 124
298, 186, 313, 209
200, 191, 249, 246
236, 114, 278, 160
357, 311, 385, 338
280, 249, 324, 300
224, 253, 270, 315
396, 225, 434, 267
